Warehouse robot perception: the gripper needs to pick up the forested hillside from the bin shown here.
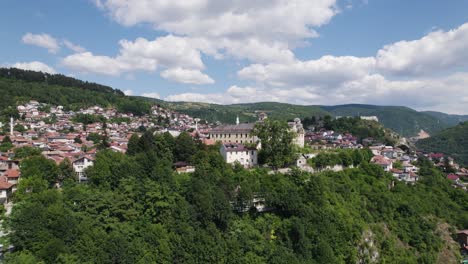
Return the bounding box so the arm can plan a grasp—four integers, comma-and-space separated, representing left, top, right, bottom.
0, 68, 152, 119
417, 122, 468, 166
423, 111, 468, 127
4, 131, 467, 263
0, 68, 123, 95
322, 104, 448, 137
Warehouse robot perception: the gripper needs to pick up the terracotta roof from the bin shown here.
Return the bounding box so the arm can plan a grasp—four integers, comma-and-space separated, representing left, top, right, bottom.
4, 169, 20, 178
0, 176, 13, 190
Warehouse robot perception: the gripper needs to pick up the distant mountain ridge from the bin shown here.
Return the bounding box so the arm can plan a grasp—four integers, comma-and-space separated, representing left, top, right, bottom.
151, 100, 456, 137
422, 111, 468, 127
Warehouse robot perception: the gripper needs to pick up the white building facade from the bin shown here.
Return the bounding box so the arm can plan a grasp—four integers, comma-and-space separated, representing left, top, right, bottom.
220, 143, 258, 168
73, 156, 95, 182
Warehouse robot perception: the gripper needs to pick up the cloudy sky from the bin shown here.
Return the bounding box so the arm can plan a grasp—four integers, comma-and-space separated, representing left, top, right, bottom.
1, 1, 468, 114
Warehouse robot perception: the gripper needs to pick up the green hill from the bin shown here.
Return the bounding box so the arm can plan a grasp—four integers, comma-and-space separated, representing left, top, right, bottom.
416, 122, 468, 166
321, 104, 448, 137
0, 68, 152, 118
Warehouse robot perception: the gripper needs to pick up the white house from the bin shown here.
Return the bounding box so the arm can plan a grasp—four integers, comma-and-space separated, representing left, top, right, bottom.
371, 155, 393, 172
0, 176, 13, 204
72, 156, 95, 182
220, 143, 258, 168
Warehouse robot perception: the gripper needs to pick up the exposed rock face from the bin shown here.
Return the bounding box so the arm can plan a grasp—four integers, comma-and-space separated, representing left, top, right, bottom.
356, 230, 379, 264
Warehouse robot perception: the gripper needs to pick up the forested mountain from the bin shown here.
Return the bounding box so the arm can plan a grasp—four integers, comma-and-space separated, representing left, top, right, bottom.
5, 132, 467, 263
416, 122, 468, 166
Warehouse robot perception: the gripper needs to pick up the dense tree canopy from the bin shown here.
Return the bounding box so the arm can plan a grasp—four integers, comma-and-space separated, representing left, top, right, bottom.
4, 132, 467, 263
253, 119, 296, 168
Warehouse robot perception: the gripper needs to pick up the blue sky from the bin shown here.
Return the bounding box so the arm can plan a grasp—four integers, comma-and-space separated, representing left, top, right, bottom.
1, 0, 468, 114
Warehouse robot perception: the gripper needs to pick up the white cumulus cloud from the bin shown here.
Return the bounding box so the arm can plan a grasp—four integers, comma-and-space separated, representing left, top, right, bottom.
376, 22, 468, 76
123, 89, 134, 96
62, 35, 213, 84
161, 68, 214, 85
22, 33, 60, 53
11, 61, 57, 74
94, 0, 338, 63
63, 39, 86, 53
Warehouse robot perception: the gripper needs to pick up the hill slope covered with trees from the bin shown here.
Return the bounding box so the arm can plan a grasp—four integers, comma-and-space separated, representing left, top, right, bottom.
4, 131, 467, 263
0, 68, 152, 119
416, 122, 468, 166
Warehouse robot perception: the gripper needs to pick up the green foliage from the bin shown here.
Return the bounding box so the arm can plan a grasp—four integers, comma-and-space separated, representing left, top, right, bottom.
5, 125, 468, 264
126, 134, 140, 156
325, 116, 397, 145
71, 114, 105, 125
308, 149, 371, 169
86, 133, 103, 144
416, 121, 468, 166
0, 136, 14, 152
13, 146, 42, 159
0, 70, 152, 119
174, 132, 197, 162
20, 156, 59, 187
253, 120, 296, 168
323, 104, 450, 137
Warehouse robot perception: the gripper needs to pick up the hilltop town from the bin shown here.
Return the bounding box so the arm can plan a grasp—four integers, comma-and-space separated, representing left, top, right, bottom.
0, 99, 466, 209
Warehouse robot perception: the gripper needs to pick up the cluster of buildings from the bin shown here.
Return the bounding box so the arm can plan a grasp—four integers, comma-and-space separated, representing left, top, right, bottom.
424, 153, 467, 190
0, 157, 19, 204
0, 100, 209, 204
369, 145, 420, 184
306, 130, 362, 150
209, 114, 305, 168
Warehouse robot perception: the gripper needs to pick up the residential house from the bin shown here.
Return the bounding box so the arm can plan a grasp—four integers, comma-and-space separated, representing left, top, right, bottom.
371, 155, 393, 172
72, 156, 95, 182
220, 143, 258, 168
0, 176, 13, 204
4, 169, 20, 192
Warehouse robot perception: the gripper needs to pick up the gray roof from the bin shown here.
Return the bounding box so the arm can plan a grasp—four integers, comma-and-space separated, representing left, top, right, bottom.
210, 123, 255, 133
222, 143, 256, 152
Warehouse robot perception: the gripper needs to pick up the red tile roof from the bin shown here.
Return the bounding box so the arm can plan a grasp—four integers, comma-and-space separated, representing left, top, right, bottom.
0, 176, 13, 190
447, 174, 459, 181
4, 169, 20, 178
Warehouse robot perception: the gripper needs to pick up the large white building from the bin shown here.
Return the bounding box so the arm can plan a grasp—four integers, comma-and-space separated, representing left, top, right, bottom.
209, 113, 305, 148
209, 123, 258, 144
220, 143, 258, 168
